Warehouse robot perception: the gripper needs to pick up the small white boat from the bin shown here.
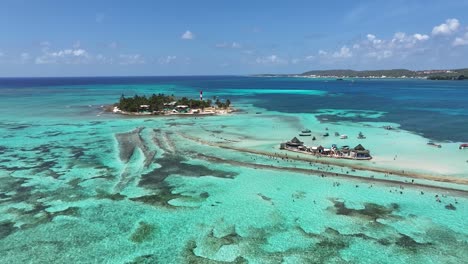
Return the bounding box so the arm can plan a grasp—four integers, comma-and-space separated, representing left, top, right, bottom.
340, 135, 348, 139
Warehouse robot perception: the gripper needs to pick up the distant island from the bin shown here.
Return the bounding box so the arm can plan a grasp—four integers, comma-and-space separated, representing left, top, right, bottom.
255, 68, 468, 80
112, 93, 233, 116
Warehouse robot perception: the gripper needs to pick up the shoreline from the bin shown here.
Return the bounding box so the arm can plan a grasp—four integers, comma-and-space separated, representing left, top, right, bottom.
105, 105, 236, 117
192, 152, 468, 196
178, 132, 468, 189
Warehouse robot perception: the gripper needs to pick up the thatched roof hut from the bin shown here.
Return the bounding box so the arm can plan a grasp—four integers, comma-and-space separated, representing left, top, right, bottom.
354, 144, 366, 151
286, 137, 304, 147
352, 144, 371, 158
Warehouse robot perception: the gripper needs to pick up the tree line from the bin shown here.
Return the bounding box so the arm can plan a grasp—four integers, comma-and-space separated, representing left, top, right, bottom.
117, 93, 231, 112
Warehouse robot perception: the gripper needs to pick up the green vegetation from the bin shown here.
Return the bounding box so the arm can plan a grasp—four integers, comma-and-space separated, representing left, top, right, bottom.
117, 93, 231, 113
427, 74, 465, 80
301, 69, 415, 77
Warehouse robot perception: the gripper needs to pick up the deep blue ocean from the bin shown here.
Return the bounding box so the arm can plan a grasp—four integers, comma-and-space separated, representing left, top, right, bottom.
1, 76, 467, 142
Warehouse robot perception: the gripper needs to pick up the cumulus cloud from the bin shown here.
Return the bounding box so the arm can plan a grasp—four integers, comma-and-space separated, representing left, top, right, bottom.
318, 50, 328, 56
413, 33, 430, 41
255, 54, 288, 65
432, 18, 460, 36
391, 32, 429, 48
332, 46, 352, 58
95, 54, 114, 64
181, 30, 195, 40
158, 55, 177, 64
367, 34, 382, 45
35, 48, 89, 64
366, 50, 393, 60
316, 29, 430, 63
453, 32, 468, 46
118, 54, 145, 65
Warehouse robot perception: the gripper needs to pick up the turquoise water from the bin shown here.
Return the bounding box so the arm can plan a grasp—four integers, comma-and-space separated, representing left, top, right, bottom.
0, 77, 467, 263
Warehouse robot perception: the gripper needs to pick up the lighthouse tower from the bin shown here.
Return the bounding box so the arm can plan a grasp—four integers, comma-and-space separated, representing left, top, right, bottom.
200, 90, 203, 101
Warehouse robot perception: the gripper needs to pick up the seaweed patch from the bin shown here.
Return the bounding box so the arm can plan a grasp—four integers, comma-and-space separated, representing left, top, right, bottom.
130, 221, 156, 243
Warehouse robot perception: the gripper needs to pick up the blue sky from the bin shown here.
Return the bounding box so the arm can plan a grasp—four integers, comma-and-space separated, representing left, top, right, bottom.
1, 0, 468, 76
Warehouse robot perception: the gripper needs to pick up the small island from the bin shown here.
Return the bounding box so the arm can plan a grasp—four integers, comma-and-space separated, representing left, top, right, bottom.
112, 93, 234, 116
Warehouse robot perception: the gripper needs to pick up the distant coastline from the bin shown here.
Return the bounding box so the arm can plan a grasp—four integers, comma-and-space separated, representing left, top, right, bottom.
254, 68, 468, 80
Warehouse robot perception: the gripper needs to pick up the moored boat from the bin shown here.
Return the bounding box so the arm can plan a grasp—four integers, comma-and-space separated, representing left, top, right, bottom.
299, 128, 312, 136
323, 132, 329, 137
340, 134, 348, 139
357, 132, 366, 139
427, 141, 442, 148
460, 143, 468, 149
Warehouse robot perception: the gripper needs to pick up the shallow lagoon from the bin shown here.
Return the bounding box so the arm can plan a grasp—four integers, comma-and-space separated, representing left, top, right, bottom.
0, 77, 467, 263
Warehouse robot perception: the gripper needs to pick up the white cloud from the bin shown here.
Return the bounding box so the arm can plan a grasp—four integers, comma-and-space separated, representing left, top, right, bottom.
453, 32, 468, 46
432, 18, 460, 36
367, 34, 376, 41
414, 33, 429, 41
391, 32, 429, 48
367, 34, 382, 45
50, 49, 88, 57
332, 46, 352, 58
35, 48, 89, 64
118, 54, 145, 65
366, 50, 393, 60
159, 55, 177, 64
232, 42, 241, 48
215, 42, 242, 49
318, 50, 328, 56
255, 54, 288, 65
20, 52, 30, 61
181, 30, 194, 40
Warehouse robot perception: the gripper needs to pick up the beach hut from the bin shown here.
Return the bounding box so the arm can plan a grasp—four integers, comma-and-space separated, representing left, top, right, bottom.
138, 105, 150, 112
314, 145, 324, 154
285, 137, 304, 148
351, 144, 371, 159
